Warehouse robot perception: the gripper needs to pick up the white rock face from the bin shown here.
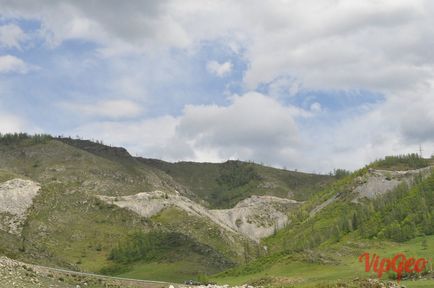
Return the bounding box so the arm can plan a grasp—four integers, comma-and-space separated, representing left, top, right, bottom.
352, 166, 432, 202
309, 166, 433, 217
0, 178, 41, 235
211, 195, 299, 240
98, 192, 300, 241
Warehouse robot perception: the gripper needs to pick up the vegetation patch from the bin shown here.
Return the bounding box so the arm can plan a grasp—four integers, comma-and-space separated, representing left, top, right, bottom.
101, 231, 234, 276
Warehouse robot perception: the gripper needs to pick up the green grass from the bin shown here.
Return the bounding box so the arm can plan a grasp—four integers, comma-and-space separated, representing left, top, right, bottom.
0, 169, 22, 182
211, 235, 434, 287
118, 258, 223, 283
151, 207, 253, 264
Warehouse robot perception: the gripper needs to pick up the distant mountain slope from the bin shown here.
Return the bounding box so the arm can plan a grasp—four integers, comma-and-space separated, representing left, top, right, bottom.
264, 164, 434, 254
0, 134, 335, 281
1, 134, 433, 285
56, 137, 334, 209
139, 158, 333, 208
214, 155, 434, 285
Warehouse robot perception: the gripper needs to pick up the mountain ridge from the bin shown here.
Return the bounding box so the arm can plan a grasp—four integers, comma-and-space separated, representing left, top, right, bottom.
0, 133, 334, 281
1, 133, 433, 286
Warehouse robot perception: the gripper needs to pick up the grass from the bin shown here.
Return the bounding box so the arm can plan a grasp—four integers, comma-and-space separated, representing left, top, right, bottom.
118, 258, 223, 283
211, 235, 434, 287
151, 206, 254, 264
0, 169, 22, 183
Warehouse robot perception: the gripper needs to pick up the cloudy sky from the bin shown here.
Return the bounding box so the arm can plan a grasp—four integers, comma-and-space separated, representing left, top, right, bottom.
1, 0, 433, 173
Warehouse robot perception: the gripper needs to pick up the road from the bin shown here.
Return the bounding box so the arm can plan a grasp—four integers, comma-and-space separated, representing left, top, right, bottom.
30, 262, 175, 288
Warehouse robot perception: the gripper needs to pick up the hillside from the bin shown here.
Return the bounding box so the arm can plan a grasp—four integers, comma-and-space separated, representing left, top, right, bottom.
139, 159, 332, 209
213, 155, 434, 287
1, 134, 432, 287
0, 133, 334, 282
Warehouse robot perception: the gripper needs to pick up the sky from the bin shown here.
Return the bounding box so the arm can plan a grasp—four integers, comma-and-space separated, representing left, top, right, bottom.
0, 0, 433, 173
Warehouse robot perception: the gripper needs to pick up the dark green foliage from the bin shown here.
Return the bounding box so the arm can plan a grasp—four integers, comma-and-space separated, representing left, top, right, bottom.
0, 133, 51, 145
57, 137, 131, 161
108, 231, 233, 267
371, 153, 430, 170
358, 172, 434, 241
108, 231, 182, 263
265, 168, 434, 257
209, 161, 262, 207
141, 158, 333, 209
216, 161, 261, 189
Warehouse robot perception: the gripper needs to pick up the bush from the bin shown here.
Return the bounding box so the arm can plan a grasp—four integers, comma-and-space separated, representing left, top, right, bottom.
216, 161, 260, 189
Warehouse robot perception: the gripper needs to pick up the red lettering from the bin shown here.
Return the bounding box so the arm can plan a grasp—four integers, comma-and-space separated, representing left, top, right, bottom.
391, 253, 406, 281
375, 258, 391, 278
373, 255, 380, 272
404, 257, 415, 273
359, 252, 376, 272
414, 258, 428, 273
359, 252, 429, 282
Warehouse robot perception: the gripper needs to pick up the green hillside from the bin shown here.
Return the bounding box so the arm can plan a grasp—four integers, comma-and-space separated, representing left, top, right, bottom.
140, 158, 332, 208
211, 155, 434, 287
0, 134, 234, 278
0, 133, 334, 283
1, 133, 432, 286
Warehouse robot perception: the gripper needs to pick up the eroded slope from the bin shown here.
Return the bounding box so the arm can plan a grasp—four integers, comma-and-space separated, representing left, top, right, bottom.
98, 191, 300, 241
0, 179, 40, 235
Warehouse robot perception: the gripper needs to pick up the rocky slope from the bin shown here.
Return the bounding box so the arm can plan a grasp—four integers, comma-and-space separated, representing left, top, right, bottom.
0, 135, 333, 280
0, 179, 41, 235
310, 166, 433, 217
98, 192, 300, 241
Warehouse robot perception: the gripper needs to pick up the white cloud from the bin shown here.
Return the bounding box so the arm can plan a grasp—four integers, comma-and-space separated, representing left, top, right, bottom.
66, 87, 434, 172
2, 0, 434, 171
0, 24, 26, 49
234, 0, 433, 92
3, 0, 432, 91
177, 92, 302, 164
0, 0, 189, 55
206, 60, 233, 77
62, 99, 142, 119
309, 102, 322, 113
0, 114, 26, 133
0, 55, 31, 74
71, 115, 187, 159
71, 92, 306, 167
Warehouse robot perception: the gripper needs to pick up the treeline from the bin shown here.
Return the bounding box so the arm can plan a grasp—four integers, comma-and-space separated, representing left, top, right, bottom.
107, 230, 233, 266
331, 168, 351, 179
356, 173, 434, 242
217, 161, 261, 189
0, 133, 52, 145
371, 154, 430, 170
108, 231, 188, 263
209, 161, 262, 208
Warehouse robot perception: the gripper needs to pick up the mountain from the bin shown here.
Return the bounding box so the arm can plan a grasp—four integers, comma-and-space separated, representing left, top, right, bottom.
1, 133, 433, 287
0, 133, 333, 282
213, 154, 434, 287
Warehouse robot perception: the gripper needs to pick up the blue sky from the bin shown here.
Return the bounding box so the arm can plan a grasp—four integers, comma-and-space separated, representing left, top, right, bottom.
1, 0, 433, 172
